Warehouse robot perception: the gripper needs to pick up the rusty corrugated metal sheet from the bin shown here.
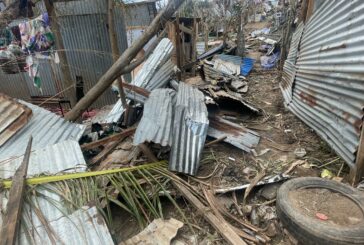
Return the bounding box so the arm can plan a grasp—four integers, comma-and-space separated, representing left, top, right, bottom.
0, 93, 32, 147
0, 100, 86, 161
208, 117, 260, 153
281, 0, 364, 167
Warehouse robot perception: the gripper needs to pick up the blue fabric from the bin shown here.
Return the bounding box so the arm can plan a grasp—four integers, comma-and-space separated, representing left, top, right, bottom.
240, 57, 255, 76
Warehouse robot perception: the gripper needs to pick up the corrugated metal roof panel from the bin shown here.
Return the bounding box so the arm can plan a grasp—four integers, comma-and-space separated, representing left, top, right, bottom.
281, 0, 364, 168
134, 89, 176, 146
208, 117, 260, 153
281, 22, 304, 103
16, 207, 114, 244
0, 101, 86, 160
103, 38, 175, 123
169, 82, 209, 175
0, 140, 86, 179
0, 94, 32, 147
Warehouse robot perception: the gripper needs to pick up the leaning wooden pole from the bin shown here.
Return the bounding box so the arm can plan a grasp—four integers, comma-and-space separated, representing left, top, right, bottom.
107, 0, 128, 114
44, 0, 77, 107
65, 0, 185, 121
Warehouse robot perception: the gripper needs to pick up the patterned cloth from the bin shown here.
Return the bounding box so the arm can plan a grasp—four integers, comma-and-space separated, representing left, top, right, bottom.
19, 13, 54, 56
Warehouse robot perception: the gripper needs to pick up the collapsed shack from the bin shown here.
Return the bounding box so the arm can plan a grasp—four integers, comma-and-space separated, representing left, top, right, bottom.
1, 0, 364, 244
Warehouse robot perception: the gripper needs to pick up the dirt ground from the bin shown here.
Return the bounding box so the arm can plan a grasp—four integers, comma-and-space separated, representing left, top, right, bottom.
289, 188, 364, 227
110, 21, 350, 244
111, 65, 349, 244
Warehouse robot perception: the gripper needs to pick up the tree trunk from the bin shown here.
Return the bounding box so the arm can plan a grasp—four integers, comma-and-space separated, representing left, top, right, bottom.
64, 0, 186, 122
236, 11, 245, 57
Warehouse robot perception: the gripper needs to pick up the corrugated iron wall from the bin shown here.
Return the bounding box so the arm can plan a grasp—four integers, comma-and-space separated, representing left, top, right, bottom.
0, 0, 136, 108
281, 0, 364, 168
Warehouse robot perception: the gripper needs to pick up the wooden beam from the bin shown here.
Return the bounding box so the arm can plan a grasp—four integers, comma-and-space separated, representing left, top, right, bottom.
173, 182, 247, 245
350, 122, 364, 185
179, 24, 193, 35
44, 0, 77, 107
1, 137, 33, 245
64, 0, 186, 122
107, 0, 129, 126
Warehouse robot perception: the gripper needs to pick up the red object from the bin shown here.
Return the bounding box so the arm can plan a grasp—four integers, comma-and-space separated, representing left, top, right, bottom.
316, 213, 328, 221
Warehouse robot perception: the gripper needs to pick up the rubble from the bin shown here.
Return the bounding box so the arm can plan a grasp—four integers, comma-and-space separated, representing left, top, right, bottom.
0, 0, 362, 244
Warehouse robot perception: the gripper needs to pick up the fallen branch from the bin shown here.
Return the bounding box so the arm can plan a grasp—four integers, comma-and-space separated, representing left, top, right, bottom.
243, 170, 266, 206
173, 181, 247, 245
65, 0, 185, 121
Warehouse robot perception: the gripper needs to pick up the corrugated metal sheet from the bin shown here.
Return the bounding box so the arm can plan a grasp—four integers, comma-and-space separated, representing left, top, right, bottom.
281, 22, 304, 103
55, 0, 126, 107
0, 140, 86, 179
196, 41, 205, 56
281, 0, 364, 168
17, 207, 114, 245
0, 100, 86, 161
208, 117, 260, 153
0, 0, 130, 108
103, 38, 175, 123
169, 82, 209, 175
133, 38, 174, 87
0, 69, 30, 100
124, 1, 156, 27
0, 94, 32, 146
134, 89, 176, 146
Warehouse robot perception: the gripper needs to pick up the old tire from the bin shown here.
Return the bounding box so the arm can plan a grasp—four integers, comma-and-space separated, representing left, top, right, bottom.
276, 177, 364, 245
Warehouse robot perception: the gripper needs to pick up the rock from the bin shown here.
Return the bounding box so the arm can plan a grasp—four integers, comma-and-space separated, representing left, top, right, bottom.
242, 205, 253, 215
266, 222, 278, 237
260, 183, 280, 200
294, 148, 307, 158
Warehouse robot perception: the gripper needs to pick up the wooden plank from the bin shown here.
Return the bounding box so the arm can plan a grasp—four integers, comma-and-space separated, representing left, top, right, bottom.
173, 182, 247, 245
0, 137, 33, 245
179, 24, 193, 35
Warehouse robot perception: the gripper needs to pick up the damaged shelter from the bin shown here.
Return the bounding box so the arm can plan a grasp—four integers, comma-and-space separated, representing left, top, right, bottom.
1, 0, 364, 244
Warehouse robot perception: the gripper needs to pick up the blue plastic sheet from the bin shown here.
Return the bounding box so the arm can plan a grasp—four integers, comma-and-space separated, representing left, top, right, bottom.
240, 57, 255, 76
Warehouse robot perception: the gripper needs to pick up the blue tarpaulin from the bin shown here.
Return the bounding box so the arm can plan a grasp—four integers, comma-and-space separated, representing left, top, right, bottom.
241, 57, 255, 76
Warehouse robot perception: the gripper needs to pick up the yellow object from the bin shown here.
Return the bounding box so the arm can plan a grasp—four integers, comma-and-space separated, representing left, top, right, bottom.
321, 169, 334, 179
1, 161, 167, 189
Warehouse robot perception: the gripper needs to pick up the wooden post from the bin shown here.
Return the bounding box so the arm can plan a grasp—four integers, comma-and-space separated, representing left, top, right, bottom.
44, 0, 77, 107
175, 15, 182, 80
191, 18, 197, 76
107, 0, 128, 124
350, 123, 364, 185
1, 137, 32, 245
64, 0, 185, 121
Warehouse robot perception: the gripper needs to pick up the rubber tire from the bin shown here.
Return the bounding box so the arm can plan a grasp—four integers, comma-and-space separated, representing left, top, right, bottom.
276, 177, 364, 245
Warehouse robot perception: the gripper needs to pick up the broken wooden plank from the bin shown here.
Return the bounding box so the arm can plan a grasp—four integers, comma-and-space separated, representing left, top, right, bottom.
173, 181, 247, 245
0, 136, 33, 245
